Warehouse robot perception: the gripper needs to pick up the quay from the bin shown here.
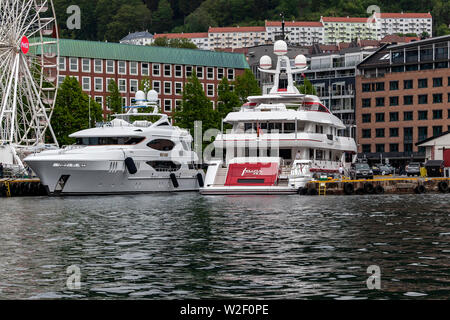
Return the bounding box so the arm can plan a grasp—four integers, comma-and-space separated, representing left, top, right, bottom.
0, 179, 46, 198
303, 176, 450, 196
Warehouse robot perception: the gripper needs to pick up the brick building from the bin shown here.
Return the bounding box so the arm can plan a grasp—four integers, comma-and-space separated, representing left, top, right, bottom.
356, 35, 450, 165
53, 38, 249, 118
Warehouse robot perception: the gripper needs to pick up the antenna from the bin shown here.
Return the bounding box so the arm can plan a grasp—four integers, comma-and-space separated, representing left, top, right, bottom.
280, 13, 285, 40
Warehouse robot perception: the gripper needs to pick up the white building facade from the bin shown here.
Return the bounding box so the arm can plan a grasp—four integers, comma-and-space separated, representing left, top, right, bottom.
208, 26, 269, 49
265, 21, 324, 46
375, 12, 433, 39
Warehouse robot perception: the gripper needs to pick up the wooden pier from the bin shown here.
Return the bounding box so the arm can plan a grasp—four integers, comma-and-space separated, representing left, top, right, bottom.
0, 179, 47, 197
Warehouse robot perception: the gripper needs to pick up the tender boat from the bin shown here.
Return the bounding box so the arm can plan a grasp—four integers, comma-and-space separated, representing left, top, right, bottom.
25, 90, 205, 195
200, 40, 357, 195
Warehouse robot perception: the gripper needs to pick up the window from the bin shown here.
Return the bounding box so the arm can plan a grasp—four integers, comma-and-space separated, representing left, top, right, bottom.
130, 79, 138, 93
175, 65, 182, 78
175, 82, 183, 95
404, 95, 413, 105
375, 82, 384, 91
433, 94, 442, 104
375, 113, 385, 122
164, 64, 171, 77
403, 79, 413, 89
362, 98, 371, 108
418, 78, 427, 88
59, 57, 66, 71
375, 97, 385, 107
94, 78, 103, 92
418, 110, 428, 120
433, 77, 442, 87
207, 67, 214, 80
362, 129, 371, 138
146, 161, 181, 172
94, 59, 102, 73
376, 144, 385, 153
69, 57, 78, 72
390, 143, 399, 152
404, 111, 413, 121
58, 75, 65, 85
82, 77, 90, 91
389, 96, 399, 106
418, 126, 428, 140
389, 81, 399, 90
432, 126, 442, 137
95, 96, 103, 108
153, 64, 161, 76
433, 109, 443, 119
390, 128, 399, 137
218, 68, 224, 79
227, 69, 234, 81
118, 79, 126, 93
418, 95, 428, 104
142, 63, 149, 76
164, 99, 172, 112
118, 61, 126, 75
375, 128, 385, 138
389, 112, 399, 122
362, 114, 371, 123
106, 78, 114, 92
185, 66, 193, 77
153, 81, 161, 94
362, 83, 371, 92
175, 99, 182, 110
147, 139, 175, 151
106, 60, 115, 74
362, 144, 371, 153
130, 62, 138, 75
196, 66, 203, 78
82, 59, 90, 73
207, 84, 214, 97
164, 81, 172, 95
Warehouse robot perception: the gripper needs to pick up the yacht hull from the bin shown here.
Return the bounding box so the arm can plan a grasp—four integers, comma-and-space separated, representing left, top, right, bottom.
199, 186, 297, 195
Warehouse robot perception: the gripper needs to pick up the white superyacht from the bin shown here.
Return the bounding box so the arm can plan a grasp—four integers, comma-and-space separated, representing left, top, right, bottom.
25, 90, 205, 195
200, 40, 357, 195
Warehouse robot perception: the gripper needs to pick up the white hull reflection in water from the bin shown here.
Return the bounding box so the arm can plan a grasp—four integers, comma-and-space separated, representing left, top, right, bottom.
0, 193, 448, 299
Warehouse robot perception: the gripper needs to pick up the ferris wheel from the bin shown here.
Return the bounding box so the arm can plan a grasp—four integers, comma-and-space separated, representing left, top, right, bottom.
0, 0, 59, 169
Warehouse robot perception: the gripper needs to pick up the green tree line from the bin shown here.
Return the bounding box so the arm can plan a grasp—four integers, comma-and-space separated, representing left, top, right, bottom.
54, 0, 449, 42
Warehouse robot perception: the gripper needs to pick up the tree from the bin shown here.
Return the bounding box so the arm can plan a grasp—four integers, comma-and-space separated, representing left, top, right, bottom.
152, 0, 174, 33
234, 69, 261, 104
51, 77, 102, 146
139, 77, 152, 92
217, 77, 240, 120
106, 80, 122, 115
151, 37, 198, 49
297, 77, 317, 95
173, 72, 220, 142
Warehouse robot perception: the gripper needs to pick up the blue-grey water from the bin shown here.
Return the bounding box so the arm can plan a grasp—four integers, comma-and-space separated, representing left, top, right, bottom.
0, 193, 448, 300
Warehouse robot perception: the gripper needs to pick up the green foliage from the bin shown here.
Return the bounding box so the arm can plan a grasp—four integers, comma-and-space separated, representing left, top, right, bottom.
152, 0, 174, 33
217, 78, 241, 120
151, 37, 198, 49
297, 77, 317, 95
234, 69, 261, 104
139, 77, 152, 92
173, 72, 220, 143
52, 77, 102, 146
106, 80, 123, 115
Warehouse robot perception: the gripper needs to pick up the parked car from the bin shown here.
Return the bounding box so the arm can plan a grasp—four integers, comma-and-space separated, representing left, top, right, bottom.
379, 165, 394, 175
405, 162, 421, 176
350, 162, 374, 180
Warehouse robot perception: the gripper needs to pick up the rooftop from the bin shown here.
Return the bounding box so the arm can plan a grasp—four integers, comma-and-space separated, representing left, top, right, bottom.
154, 32, 208, 39
120, 31, 153, 42
208, 26, 266, 33
379, 12, 432, 19
321, 16, 369, 23
265, 21, 323, 27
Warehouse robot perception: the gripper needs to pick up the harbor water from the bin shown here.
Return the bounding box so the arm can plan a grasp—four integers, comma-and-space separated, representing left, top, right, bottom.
0, 193, 448, 299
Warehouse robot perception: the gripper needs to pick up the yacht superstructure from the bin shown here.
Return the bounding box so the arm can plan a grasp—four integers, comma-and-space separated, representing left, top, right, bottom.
200, 40, 357, 195
24, 90, 204, 195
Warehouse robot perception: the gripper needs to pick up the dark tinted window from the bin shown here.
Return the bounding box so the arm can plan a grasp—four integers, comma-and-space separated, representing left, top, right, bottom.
147, 139, 175, 151
76, 137, 144, 145
146, 161, 181, 171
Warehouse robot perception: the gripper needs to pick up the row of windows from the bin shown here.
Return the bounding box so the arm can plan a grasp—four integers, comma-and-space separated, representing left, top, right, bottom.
59, 57, 235, 80
362, 109, 450, 123
362, 93, 449, 107
361, 126, 446, 139
362, 77, 450, 92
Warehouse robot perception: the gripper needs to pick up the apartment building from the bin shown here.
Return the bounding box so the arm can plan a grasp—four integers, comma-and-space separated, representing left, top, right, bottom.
356, 35, 450, 165
208, 26, 270, 49
375, 12, 432, 39
53, 39, 249, 118
321, 17, 377, 44
153, 32, 210, 50
265, 21, 324, 46
119, 31, 154, 46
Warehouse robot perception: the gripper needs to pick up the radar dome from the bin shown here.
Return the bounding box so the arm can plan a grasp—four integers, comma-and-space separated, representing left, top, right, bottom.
259, 55, 272, 69
135, 90, 146, 102
294, 55, 307, 68
147, 89, 158, 102
274, 40, 287, 56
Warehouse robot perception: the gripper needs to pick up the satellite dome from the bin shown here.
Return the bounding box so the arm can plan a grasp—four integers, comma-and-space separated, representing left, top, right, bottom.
259, 55, 272, 69
294, 55, 307, 68
147, 89, 158, 102
274, 40, 287, 56
135, 90, 146, 102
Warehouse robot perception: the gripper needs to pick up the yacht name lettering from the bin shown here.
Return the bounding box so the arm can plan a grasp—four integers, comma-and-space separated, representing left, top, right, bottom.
180, 304, 214, 317
242, 168, 263, 176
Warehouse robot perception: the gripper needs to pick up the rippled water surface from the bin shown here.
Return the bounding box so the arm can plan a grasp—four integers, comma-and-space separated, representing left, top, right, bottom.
0, 193, 449, 299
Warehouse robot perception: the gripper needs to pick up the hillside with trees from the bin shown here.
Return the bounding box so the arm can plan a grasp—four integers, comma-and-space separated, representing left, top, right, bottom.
54, 0, 449, 42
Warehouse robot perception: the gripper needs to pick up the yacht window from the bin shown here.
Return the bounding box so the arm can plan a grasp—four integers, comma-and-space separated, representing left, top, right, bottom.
147, 161, 181, 172
283, 123, 295, 133
268, 123, 282, 133
147, 139, 175, 151
244, 123, 255, 132
75, 137, 145, 145
181, 141, 190, 150
157, 122, 170, 126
